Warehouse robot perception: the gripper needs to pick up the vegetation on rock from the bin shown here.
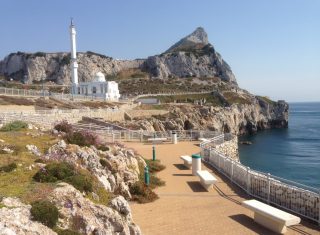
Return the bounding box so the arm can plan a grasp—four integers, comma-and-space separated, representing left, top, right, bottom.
0, 162, 17, 173
55, 229, 81, 235
33, 162, 93, 193
64, 175, 93, 193
0, 121, 28, 132
54, 120, 73, 133
30, 200, 59, 228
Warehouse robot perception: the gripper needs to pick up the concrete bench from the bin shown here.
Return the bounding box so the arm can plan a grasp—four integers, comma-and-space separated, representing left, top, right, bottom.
180, 155, 192, 169
198, 138, 208, 142
147, 137, 167, 144
242, 199, 301, 234
196, 170, 217, 190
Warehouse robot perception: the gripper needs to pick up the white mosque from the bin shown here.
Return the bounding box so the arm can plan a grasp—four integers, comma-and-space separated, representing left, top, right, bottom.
69, 20, 120, 101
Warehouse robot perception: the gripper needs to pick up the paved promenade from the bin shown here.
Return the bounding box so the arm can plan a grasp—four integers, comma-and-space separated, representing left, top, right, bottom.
125, 142, 319, 235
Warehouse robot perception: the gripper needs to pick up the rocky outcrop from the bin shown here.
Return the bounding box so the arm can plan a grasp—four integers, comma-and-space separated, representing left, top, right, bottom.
165, 27, 209, 53
0, 52, 144, 84
143, 28, 237, 83
0, 197, 57, 235
42, 140, 143, 199
0, 185, 141, 235
121, 99, 289, 135
49, 183, 141, 235
0, 27, 237, 84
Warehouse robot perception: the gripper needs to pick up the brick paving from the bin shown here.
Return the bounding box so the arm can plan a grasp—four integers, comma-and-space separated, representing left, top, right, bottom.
125, 142, 319, 235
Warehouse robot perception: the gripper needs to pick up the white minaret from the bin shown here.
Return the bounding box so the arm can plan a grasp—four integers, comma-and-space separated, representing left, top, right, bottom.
70, 18, 79, 94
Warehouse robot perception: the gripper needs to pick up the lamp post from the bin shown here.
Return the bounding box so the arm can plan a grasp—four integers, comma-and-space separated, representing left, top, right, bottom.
42, 77, 45, 97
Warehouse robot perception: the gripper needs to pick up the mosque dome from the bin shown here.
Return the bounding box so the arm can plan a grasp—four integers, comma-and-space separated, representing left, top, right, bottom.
94, 72, 106, 82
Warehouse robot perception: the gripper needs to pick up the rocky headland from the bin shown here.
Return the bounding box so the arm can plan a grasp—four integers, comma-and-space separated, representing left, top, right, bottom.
0, 26, 289, 135
122, 97, 288, 135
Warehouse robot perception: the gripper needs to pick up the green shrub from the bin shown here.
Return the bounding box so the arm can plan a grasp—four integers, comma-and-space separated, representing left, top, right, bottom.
66, 130, 98, 147
54, 121, 73, 133
60, 54, 71, 66
99, 158, 108, 167
65, 175, 93, 192
34, 158, 45, 163
97, 145, 109, 151
30, 200, 58, 228
33, 162, 75, 183
0, 121, 28, 132
130, 182, 158, 203
144, 159, 166, 173
34, 52, 46, 57
150, 174, 165, 188
0, 163, 17, 173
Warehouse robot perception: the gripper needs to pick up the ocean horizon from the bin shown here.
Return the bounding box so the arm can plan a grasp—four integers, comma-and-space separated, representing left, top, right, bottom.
239, 102, 320, 189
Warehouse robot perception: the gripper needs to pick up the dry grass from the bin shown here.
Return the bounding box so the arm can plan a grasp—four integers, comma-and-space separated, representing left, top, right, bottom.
223, 91, 252, 105
0, 130, 58, 203
0, 95, 35, 106
112, 68, 149, 80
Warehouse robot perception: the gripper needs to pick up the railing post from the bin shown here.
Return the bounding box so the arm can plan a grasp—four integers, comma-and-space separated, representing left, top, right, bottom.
231, 160, 234, 182
218, 154, 221, 171
246, 167, 250, 194
267, 173, 271, 204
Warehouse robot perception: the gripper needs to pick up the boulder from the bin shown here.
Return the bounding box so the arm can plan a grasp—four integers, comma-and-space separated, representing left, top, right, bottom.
43, 142, 142, 199
49, 183, 141, 235
26, 144, 41, 157
0, 198, 57, 235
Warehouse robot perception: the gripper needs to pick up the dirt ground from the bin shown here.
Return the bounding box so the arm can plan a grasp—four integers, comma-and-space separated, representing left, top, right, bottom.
125, 141, 320, 235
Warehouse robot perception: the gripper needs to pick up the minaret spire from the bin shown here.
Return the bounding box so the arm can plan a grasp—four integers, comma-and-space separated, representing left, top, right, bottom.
69, 18, 78, 94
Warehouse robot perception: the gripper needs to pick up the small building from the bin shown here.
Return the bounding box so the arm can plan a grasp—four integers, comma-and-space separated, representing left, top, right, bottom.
76, 72, 120, 101
69, 20, 120, 101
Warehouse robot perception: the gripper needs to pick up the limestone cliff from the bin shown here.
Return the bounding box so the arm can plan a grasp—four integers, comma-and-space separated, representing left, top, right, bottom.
0, 51, 144, 84
121, 98, 289, 135
143, 27, 237, 83
0, 27, 236, 84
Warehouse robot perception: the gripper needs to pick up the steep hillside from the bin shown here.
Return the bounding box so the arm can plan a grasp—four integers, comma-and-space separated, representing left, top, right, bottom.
0, 27, 237, 86
0, 51, 144, 84
143, 27, 237, 84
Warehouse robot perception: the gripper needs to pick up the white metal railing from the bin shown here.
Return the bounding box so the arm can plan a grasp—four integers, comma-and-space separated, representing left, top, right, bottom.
82, 129, 220, 143
200, 136, 320, 224
132, 90, 212, 101
0, 86, 109, 101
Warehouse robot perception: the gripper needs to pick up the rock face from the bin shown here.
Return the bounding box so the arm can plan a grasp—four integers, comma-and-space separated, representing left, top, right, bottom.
43, 140, 143, 199
49, 183, 141, 235
0, 186, 141, 235
122, 99, 289, 135
0, 52, 144, 84
165, 27, 209, 53
0, 27, 236, 84
0, 198, 57, 235
143, 27, 237, 83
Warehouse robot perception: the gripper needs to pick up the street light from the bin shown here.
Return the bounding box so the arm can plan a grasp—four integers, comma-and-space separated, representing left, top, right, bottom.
42, 77, 45, 97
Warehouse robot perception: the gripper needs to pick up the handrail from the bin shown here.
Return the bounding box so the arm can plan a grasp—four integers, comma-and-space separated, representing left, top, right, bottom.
200, 135, 320, 223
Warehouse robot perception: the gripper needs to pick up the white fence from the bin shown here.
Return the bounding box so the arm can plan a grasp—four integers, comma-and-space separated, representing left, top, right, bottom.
132, 90, 212, 101
200, 135, 320, 224
0, 86, 112, 101
79, 128, 220, 143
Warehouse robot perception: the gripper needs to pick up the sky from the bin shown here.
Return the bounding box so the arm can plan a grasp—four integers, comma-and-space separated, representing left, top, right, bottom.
1, 0, 319, 102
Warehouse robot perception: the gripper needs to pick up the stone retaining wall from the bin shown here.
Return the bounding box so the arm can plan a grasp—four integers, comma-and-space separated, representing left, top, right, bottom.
214, 136, 239, 161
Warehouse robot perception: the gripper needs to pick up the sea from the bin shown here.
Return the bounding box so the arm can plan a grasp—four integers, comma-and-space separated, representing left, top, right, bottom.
239, 102, 320, 190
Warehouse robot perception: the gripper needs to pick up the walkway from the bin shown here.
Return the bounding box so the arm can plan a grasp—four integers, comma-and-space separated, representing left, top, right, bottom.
125, 142, 319, 235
